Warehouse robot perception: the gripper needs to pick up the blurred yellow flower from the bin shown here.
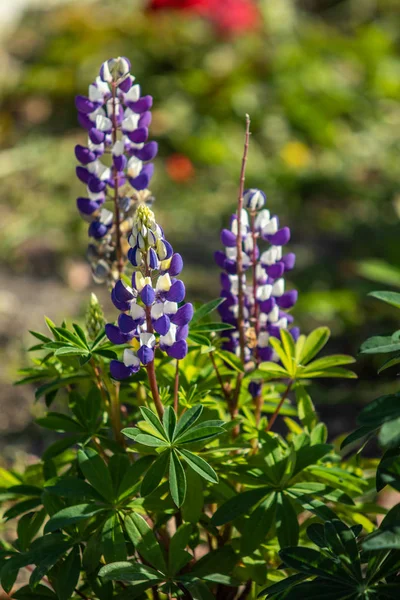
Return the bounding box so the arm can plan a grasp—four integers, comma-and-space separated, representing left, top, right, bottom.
280, 141, 311, 169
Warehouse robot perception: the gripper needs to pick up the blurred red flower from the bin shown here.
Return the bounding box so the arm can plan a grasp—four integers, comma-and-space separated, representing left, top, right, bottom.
148, 0, 260, 34
166, 154, 195, 183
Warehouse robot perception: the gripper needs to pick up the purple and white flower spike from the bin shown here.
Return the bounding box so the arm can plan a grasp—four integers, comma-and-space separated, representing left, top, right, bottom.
107, 205, 193, 380
215, 188, 299, 375
75, 57, 158, 283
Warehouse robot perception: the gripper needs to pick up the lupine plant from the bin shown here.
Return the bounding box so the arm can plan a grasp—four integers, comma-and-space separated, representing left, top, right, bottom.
0, 58, 398, 599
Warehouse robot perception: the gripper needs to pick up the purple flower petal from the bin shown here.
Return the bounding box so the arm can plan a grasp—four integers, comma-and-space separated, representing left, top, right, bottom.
88, 221, 109, 239
266, 227, 291, 246
126, 95, 153, 113
282, 252, 296, 271
141, 284, 155, 306
177, 324, 189, 340
113, 155, 127, 172
214, 250, 226, 270
76, 197, 102, 215
118, 314, 137, 334
225, 260, 237, 275
167, 340, 188, 360
77, 112, 93, 130
153, 314, 170, 335
221, 229, 237, 247
170, 303, 193, 326
89, 127, 105, 144
129, 163, 154, 191
290, 327, 300, 342
118, 77, 132, 92
166, 280, 185, 303
265, 263, 285, 279
105, 324, 132, 345
148, 248, 158, 269
88, 176, 106, 193
76, 166, 90, 184
111, 288, 131, 312
126, 127, 148, 144
139, 112, 152, 128
259, 298, 275, 314
114, 279, 134, 303
248, 381, 262, 398
257, 346, 273, 361
138, 345, 154, 365
169, 253, 183, 276
110, 360, 135, 380
75, 95, 98, 114
75, 145, 96, 165
132, 141, 158, 162
276, 290, 298, 309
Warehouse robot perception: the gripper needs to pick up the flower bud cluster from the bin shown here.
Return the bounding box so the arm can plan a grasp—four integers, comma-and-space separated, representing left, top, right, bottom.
75, 57, 158, 282
215, 189, 299, 367
106, 205, 193, 379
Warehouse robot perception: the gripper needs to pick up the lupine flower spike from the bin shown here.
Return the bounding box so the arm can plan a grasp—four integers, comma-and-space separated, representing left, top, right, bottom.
106, 204, 193, 380
215, 188, 299, 391
75, 57, 158, 283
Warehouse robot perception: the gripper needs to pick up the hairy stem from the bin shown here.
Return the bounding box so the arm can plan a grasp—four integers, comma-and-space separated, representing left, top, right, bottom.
265, 380, 293, 433
231, 115, 251, 427
111, 81, 124, 276
210, 351, 231, 405
173, 359, 180, 413
145, 305, 164, 419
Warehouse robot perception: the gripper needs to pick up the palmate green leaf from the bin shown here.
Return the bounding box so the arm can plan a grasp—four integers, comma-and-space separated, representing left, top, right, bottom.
287, 488, 337, 521
78, 447, 115, 503
191, 298, 225, 324
42, 434, 83, 461
357, 392, 400, 428
340, 425, 377, 450
379, 417, 400, 447
324, 520, 360, 574
140, 450, 170, 497
178, 448, 218, 484
369, 290, 400, 309
258, 362, 290, 378
169, 523, 193, 575
163, 406, 177, 441
269, 337, 293, 374
376, 450, 400, 491
297, 367, 357, 379
3, 498, 42, 521
211, 486, 271, 526
17, 510, 46, 552
102, 513, 127, 563
299, 327, 330, 365
34, 374, 88, 401
241, 493, 277, 555
191, 322, 235, 333
124, 513, 167, 573
173, 405, 203, 439
12, 584, 58, 599
117, 455, 154, 502
360, 333, 400, 355
36, 412, 85, 433
276, 493, 299, 549
182, 469, 203, 525
169, 450, 187, 507
134, 434, 169, 448
44, 503, 104, 533
278, 547, 350, 584
54, 347, 90, 357
258, 573, 307, 598
175, 421, 225, 445
139, 406, 167, 440
295, 385, 317, 431
99, 561, 162, 583
292, 443, 332, 477
214, 349, 245, 373
378, 353, 400, 373
363, 527, 400, 551
54, 546, 81, 600
302, 355, 356, 373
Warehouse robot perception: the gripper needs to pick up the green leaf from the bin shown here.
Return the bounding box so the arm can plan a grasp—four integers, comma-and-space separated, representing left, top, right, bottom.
78, 447, 115, 503
360, 334, 400, 355
42, 435, 83, 461
279, 547, 347, 582
134, 434, 169, 448
98, 561, 161, 583
340, 425, 377, 450
307, 524, 327, 548
211, 487, 270, 526
258, 573, 307, 598
54, 347, 90, 357
369, 290, 400, 309
169, 523, 193, 575
296, 386, 317, 432
363, 527, 400, 551
276, 493, 299, 549
214, 350, 245, 373
191, 298, 225, 324
13, 585, 57, 599
178, 449, 218, 484
302, 355, 355, 372
44, 503, 103, 533
292, 443, 332, 476
181, 469, 203, 524
257, 362, 289, 378
139, 406, 167, 440
17, 510, 46, 552
175, 423, 224, 445
173, 405, 203, 439
124, 513, 167, 573
163, 406, 177, 441
3, 498, 42, 520
358, 393, 400, 428
45, 478, 101, 501
117, 456, 155, 501
36, 413, 84, 433
140, 451, 170, 497
379, 417, 400, 447
299, 327, 330, 364
169, 450, 187, 507
191, 322, 235, 332
102, 513, 127, 563
54, 546, 81, 600
241, 493, 277, 555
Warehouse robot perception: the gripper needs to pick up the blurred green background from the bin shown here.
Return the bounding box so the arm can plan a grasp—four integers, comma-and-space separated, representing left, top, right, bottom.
1, 0, 400, 460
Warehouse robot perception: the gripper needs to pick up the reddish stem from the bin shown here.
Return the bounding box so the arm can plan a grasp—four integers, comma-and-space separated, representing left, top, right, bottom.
265, 380, 293, 433
173, 360, 180, 413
